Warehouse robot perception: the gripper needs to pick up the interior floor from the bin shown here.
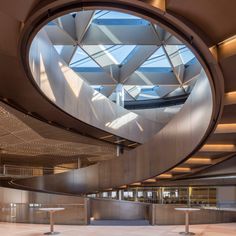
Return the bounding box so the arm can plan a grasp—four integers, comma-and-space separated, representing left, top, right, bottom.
0, 222, 235, 236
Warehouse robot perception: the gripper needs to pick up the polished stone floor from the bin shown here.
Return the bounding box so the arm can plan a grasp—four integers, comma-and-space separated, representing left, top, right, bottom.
0, 222, 236, 235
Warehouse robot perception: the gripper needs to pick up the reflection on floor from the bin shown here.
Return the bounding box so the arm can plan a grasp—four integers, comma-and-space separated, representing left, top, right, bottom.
1, 222, 236, 235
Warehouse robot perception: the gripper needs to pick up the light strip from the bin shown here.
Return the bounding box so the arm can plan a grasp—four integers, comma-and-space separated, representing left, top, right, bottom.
130, 182, 141, 186
225, 91, 236, 105
217, 36, 236, 62
143, 178, 156, 183
119, 185, 127, 189
157, 173, 172, 178
114, 139, 126, 144
171, 167, 191, 172
218, 35, 236, 46
215, 123, 236, 133
128, 143, 138, 147
104, 188, 113, 191
186, 157, 212, 164
148, 0, 166, 11
100, 134, 113, 139
200, 144, 236, 152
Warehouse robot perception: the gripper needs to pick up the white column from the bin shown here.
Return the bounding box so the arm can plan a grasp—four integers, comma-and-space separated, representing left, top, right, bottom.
117, 190, 123, 201
116, 83, 125, 107
115, 83, 125, 157
134, 188, 138, 202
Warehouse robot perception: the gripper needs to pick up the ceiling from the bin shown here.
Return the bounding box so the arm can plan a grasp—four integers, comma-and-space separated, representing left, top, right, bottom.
0, 101, 116, 168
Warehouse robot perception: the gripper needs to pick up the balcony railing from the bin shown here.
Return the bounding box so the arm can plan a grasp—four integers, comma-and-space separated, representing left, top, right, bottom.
0, 165, 73, 178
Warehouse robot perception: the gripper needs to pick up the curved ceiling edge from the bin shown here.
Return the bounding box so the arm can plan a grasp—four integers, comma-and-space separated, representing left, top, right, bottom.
14, 70, 216, 194
19, 0, 224, 132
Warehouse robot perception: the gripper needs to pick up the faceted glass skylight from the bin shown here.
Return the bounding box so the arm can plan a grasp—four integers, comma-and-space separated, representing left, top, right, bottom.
44, 9, 202, 106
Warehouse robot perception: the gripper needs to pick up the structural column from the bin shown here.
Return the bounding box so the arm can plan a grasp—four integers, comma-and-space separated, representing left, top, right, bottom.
115, 83, 125, 157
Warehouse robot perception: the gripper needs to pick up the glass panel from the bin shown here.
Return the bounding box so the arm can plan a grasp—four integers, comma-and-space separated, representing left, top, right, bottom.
70, 47, 100, 68
54, 45, 63, 54
140, 47, 171, 68
94, 10, 142, 20
102, 45, 136, 64
178, 45, 195, 64
136, 86, 160, 100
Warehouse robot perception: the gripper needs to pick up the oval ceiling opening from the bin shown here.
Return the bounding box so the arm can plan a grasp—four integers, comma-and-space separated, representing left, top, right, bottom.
37, 9, 201, 110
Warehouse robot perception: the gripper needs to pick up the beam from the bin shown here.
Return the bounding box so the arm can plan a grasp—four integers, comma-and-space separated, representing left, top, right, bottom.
163, 45, 185, 86
183, 60, 202, 84
81, 45, 120, 82
100, 85, 116, 97
125, 69, 179, 86
44, 25, 76, 45
81, 23, 161, 45
120, 45, 159, 83
72, 69, 116, 85
75, 10, 95, 43
60, 45, 77, 64
53, 14, 76, 41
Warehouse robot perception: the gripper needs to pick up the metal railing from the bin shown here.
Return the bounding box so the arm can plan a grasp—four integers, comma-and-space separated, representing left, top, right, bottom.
90, 187, 217, 207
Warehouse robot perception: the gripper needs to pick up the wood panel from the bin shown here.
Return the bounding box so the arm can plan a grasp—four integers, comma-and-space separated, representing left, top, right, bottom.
0, 187, 87, 225
14, 67, 216, 194
90, 198, 149, 220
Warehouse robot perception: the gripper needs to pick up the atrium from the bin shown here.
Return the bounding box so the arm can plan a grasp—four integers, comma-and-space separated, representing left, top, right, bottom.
0, 0, 236, 235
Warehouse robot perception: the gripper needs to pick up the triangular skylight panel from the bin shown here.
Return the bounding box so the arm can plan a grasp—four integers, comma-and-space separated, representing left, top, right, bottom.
124, 86, 141, 99
69, 47, 100, 68
136, 86, 160, 100
102, 45, 136, 65
54, 45, 64, 55
140, 46, 171, 68
166, 86, 186, 98
178, 45, 195, 64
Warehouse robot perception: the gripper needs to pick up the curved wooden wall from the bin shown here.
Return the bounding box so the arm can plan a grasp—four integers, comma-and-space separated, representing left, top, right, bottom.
14, 67, 214, 194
